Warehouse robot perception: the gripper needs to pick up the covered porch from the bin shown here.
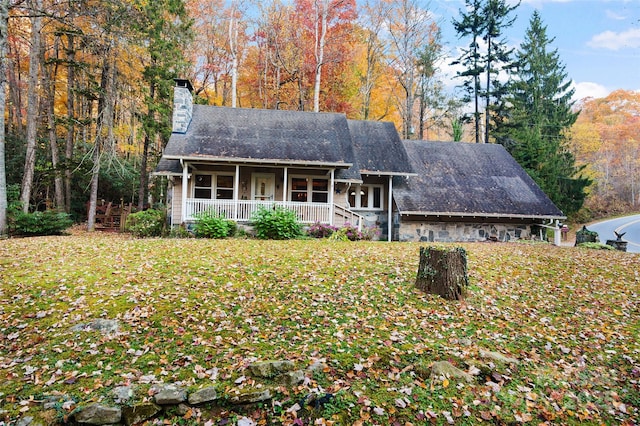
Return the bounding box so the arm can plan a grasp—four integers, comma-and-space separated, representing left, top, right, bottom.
172, 161, 363, 228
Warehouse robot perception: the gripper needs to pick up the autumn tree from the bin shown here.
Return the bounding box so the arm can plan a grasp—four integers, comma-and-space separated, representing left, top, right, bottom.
19, 0, 41, 212
296, 0, 356, 112
355, 0, 390, 120
500, 11, 589, 216
386, 0, 439, 139
571, 90, 640, 215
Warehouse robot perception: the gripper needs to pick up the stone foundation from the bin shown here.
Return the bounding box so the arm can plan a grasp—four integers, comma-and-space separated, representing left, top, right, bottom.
397, 221, 533, 243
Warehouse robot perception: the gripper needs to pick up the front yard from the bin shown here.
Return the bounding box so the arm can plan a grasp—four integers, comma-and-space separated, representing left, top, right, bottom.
0, 233, 638, 425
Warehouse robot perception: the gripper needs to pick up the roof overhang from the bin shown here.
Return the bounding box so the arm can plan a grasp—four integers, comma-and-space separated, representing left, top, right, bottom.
153, 171, 181, 177
398, 211, 566, 221
361, 171, 418, 177
163, 155, 352, 169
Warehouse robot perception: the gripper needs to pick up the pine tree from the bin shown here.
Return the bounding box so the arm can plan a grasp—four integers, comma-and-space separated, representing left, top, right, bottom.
452, 0, 518, 143
452, 0, 483, 143
498, 11, 590, 216
133, 0, 192, 209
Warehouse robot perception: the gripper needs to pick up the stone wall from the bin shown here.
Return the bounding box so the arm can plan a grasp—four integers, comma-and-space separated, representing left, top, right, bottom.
396, 221, 533, 243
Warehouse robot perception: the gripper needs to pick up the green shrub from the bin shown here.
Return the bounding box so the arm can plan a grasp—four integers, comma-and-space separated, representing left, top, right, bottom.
193, 210, 235, 238
168, 224, 193, 238
251, 206, 302, 240
125, 209, 165, 237
11, 210, 73, 236
577, 242, 614, 250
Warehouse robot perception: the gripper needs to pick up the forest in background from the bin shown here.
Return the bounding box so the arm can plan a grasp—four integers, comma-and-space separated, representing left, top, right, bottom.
0, 0, 638, 233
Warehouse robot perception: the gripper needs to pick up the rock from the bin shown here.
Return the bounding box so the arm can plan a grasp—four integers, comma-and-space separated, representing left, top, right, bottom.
121, 402, 162, 426
71, 319, 119, 334
229, 387, 274, 404
457, 338, 473, 346
247, 360, 295, 378
176, 403, 191, 416
74, 403, 121, 425
153, 384, 187, 405
281, 370, 305, 387
307, 360, 328, 373
429, 361, 474, 383
479, 349, 520, 365
15, 417, 34, 426
464, 360, 492, 378
41, 395, 73, 410
188, 387, 218, 405
112, 386, 135, 404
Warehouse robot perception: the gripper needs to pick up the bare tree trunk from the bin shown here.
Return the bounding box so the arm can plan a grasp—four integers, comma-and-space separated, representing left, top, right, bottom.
64, 13, 76, 213
137, 81, 155, 211
44, 37, 64, 210
87, 53, 116, 231
20, 0, 42, 212
0, 0, 10, 236
7, 41, 23, 135
415, 246, 469, 301
312, 0, 328, 113
228, 0, 238, 108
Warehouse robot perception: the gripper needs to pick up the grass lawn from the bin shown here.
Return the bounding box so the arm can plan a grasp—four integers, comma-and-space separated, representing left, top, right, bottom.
1, 233, 638, 425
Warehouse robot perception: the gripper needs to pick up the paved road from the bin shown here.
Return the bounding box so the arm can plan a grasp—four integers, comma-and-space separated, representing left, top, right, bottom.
586, 214, 640, 253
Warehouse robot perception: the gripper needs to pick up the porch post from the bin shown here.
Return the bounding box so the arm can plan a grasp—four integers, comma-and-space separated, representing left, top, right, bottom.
234, 164, 240, 220
283, 167, 288, 205
387, 175, 393, 242
329, 169, 335, 225
181, 160, 188, 223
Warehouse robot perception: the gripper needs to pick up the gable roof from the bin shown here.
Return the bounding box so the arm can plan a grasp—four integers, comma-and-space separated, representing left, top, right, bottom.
161, 105, 358, 171
393, 141, 565, 220
347, 120, 415, 176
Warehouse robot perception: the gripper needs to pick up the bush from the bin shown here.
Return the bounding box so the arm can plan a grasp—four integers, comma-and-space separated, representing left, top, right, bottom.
251, 206, 302, 240
125, 209, 165, 237
193, 210, 235, 238
307, 222, 338, 238
11, 210, 73, 236
168, 224, 193, 238
327, 224, 379, 241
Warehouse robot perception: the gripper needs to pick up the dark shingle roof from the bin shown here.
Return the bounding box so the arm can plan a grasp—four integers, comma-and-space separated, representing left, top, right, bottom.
393, 141, 565, 219
161, 106, 357, 169
347, 120, 415, 175
154, 158, 182, 175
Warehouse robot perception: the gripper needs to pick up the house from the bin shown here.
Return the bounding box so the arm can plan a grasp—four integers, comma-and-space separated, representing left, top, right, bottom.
155, 80, 565, 243
393, 140, 566, 242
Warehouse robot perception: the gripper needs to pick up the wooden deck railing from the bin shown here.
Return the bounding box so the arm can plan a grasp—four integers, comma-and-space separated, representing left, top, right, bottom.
184, 199, 363, 229
184, 199, 332, 224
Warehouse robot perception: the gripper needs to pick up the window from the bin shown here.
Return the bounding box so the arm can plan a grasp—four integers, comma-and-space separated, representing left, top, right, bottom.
289, 176, 329, 203
216, 175, 234, 199
193, 173, 235, 199
194, 175, 212, 199
291, 177, 308, 202
348, 184, 383, 210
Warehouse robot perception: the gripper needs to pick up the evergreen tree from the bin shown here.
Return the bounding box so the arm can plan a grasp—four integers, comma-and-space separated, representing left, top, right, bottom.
452, 0, 519, 143
498, 11, 590, 216
482, 0, 518, 144
133, 0, 192, 209
452, 0, 483, 143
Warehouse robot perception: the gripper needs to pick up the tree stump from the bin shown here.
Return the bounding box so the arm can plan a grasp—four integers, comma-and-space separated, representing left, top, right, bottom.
415, 246, 468, 301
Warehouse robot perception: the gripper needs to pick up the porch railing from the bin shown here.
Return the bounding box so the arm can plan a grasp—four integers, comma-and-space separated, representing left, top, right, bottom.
184, 199, 333, 224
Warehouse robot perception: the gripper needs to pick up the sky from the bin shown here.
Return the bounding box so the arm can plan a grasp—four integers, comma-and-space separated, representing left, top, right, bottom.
431, 0, 640, 101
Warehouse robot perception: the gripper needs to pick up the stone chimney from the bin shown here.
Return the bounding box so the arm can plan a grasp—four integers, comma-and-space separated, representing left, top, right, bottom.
172, 79, 193, 134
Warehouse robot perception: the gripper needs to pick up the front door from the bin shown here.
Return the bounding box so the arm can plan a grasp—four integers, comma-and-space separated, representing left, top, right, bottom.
252, 173, 275, 201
